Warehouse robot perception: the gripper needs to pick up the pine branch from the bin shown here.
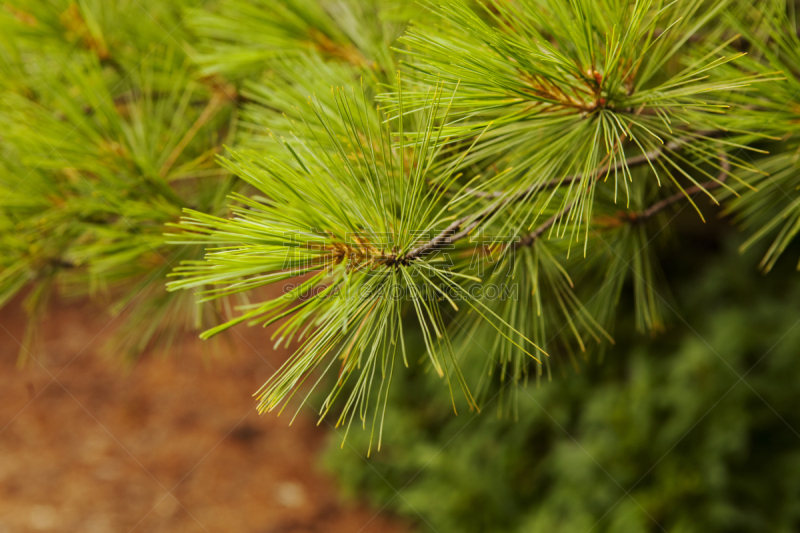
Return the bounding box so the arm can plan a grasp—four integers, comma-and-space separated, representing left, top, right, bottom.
466, 130, 724, 199
516, 206, 572, 249
519, 153, 731, 247
628, 155, 730, 223
159, 89, 230, 177
403, 215, 482, 262
407, 131, 726, 260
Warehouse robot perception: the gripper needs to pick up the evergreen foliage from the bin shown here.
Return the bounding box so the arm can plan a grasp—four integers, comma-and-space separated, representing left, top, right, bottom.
0, 0, 238, 359
1, 0, 799, 454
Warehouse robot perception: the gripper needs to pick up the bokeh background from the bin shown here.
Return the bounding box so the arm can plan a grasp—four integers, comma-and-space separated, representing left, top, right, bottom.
0, 292, 411, 533
324, 229, 800, 533
3, 210, 800, 533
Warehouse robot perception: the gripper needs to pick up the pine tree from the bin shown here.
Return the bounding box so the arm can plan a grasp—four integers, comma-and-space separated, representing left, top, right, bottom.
1, 0, 798, 453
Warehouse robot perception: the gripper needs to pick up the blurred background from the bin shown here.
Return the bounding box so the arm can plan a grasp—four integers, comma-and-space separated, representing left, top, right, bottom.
323, 229, 800, 533
0, 291, 411, 533
3, 212, 800, 533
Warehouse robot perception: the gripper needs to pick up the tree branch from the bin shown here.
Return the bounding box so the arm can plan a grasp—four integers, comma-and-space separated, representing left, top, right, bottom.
518, 152, 730, 247
515, 203, 574, 248
625, 153, 731, 223
404, 130, 725, 260
466, 129, 722, 199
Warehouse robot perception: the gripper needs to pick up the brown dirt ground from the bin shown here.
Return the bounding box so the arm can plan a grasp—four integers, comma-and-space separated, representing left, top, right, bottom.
0, 296, 410, 533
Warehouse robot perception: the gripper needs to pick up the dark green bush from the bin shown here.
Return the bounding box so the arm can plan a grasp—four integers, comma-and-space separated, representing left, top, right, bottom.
326, 237, 800, 532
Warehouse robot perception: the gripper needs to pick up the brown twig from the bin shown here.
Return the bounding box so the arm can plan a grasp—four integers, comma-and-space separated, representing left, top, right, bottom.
515, 202, 575, 248
402, 204, 509, 262
466, 129, 723, 199
518, 152, 731, 247
159, 91, 227, 178
403, 130, 725, 261
624, 152, 731, 224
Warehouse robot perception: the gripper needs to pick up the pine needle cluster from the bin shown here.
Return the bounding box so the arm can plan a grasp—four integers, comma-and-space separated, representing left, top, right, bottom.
1, 0, 799, 447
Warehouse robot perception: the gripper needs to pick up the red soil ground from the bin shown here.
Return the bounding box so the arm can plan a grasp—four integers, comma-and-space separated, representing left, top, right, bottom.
0, 297, 410, 533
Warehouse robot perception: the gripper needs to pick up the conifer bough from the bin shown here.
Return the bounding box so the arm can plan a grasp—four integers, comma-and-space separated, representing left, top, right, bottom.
1, 0, 797, 449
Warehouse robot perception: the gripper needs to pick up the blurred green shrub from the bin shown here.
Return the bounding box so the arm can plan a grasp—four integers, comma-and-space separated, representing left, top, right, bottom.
325, 237, 800, 532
